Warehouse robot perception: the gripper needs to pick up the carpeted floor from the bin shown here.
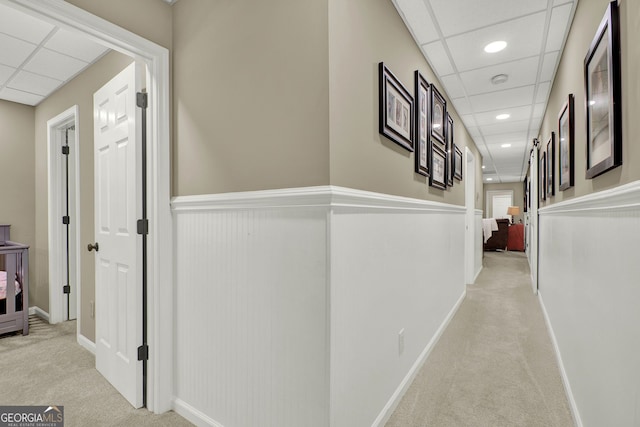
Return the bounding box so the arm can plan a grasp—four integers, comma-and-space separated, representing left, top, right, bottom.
386, 251, 574, 427
0, 316, 192, 426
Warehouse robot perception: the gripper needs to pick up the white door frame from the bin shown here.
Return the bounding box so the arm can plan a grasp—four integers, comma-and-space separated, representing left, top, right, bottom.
5, 0, 173, 413
485, 190, 514, 219
464, 147, 476, 284
529, 144, 540, 294
47, 106, 80, 326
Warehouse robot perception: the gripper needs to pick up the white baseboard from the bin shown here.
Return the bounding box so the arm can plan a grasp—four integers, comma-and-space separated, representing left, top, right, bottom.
77, 334, 96, 355
473, 265, 483, 283
28, 306, 50, 322
372, 289, 467, 427
538, 292, 583, 427
174, 398, 225, 427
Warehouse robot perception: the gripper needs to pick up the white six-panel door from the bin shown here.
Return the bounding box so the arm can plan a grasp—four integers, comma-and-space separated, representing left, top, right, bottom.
93, 62, 143, 408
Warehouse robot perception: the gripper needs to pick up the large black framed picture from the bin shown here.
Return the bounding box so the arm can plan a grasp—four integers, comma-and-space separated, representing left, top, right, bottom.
546, 132, 555, 198
430, 84, 446, 145
414, 71, 430, 176
558, 94, 575, 191
584, 1, 621, 179
540, 150, 547, 202
430, 143, 447, 190
445, 113, 454, 186
379, 62, 414, 151
454, 145, 463, 181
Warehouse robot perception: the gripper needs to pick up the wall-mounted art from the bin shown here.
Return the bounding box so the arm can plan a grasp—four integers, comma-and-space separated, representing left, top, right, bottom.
454, 145, 463, 181
540, 150, 547, 202
379, 62, 414, 151
445, 113, 454, 186
558, 94, 575, 191
546, 132, 555, 198
430, 143, 447, 190
584, 1, 621, 179
430, 84, 446, 146
414, 71, 430, 176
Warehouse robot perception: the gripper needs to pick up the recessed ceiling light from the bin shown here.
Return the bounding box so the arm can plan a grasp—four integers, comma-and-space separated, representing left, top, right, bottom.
433, 123, 441, 129
482, 165, 485, 169
491, 74, 509, 85
484, 41, 507, 53
589, 100, 596, 106
486, 178, 493, 181
501, 143, 511, 148
496, 113, 510, 120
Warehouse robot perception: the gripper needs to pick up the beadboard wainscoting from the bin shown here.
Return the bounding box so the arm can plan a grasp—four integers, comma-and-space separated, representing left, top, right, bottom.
538, 181, 640, 427
171, 187, 467, 427
475, 209, 483, 282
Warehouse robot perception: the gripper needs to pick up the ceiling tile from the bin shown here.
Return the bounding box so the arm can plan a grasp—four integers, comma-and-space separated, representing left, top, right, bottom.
440, 74, 466, 98
553, 0, 573, 6
45, 28, 109, 63
394, 0, 439, 45
472, 105, 533, 126
540, 51, 559, 82
482, 131, 528, 145
421, 41, 454, 76
0, 64, 15, 86
468, 85, 535, 113
429, 0, 547, 38
8, 70, 62, 96
458, 56, 539, 96
445, 12, 546, 73
481, 119, 531, 136
450, 97, 472, 115
0, 87, 43, 105
545, 3, 573, 52
533, 102, 545, 118
0, 33, 37, 68
24, 48, 87, 81
535, 81, 551, 104
0, 5, 55, 45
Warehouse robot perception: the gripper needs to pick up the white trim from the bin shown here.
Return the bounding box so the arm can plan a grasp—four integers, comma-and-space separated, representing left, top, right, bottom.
173, 398, 225, 427
485, 189, 514, 219
371, 290, 467, 427
4, 0, 173, 412
171, 186, 466, 214
538, 291, 583, 427
539, 180, 640, 215
473, 265, 483, 283
77, 334, 96, 355
28, 306, 50, 322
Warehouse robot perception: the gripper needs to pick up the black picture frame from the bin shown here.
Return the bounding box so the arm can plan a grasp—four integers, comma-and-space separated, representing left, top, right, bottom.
584, 1, 621, 179
445, 113, 454, 186
558, 94, 575, 191
540, 150, 547, 202
414, 71, 430, 176
379, 62, 414, 151
430, 84, 446, 145
430, 143, 447, 190
454, 145, 463, 181
546, 132, 555, 197
524, 177, 529, 213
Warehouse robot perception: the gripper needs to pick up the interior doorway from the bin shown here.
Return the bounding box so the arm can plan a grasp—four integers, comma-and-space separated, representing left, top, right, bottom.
485, 190, 514, 220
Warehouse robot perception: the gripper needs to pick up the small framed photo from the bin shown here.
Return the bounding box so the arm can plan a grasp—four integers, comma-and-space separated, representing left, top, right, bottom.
430, 84, 446, 145
414, 71, 430, 176
558, 94, 575, 191
584, 1, 621, 179
430, 143, 447, 190
379, 62, 414, 151
540, 150, 547, 202
454, 145, 463, 181
445, 113, 454, 186
546, 132, 555, 197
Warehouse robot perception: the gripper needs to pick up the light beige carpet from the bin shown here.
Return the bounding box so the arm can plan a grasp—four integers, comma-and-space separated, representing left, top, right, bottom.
0, 316, 192, 426
386, 251, 574, 427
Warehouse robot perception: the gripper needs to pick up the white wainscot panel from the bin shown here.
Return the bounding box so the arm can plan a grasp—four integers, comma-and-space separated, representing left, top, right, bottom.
475, 209, 483, 281
538, 181, 640, 427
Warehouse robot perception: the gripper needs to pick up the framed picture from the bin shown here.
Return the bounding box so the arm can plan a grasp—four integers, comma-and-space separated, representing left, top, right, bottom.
445, 113, 454, 186
379, 62, 414, 151
414, 71, 430, 176
546, 132, 555, 197
558, 94, 575, 191
430, 84, 446, 145
454, 145, 463, 180
430, 143, 447, 190
540, 151, 547, 202
584, 1, 621, 179
524, 176, 530, 212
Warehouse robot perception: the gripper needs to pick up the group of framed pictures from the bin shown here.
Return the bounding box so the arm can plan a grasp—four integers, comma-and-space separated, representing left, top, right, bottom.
379, 62, 462, 190
541, 1, 621, 202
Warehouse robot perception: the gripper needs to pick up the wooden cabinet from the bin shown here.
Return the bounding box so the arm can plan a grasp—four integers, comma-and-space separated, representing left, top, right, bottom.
507, 223, 525, 251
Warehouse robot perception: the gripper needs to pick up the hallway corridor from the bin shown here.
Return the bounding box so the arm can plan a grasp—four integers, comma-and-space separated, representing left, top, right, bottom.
386, 251, 574, 427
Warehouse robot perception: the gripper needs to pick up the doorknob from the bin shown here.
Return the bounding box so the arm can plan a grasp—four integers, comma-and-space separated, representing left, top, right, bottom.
88, 242, 99, 252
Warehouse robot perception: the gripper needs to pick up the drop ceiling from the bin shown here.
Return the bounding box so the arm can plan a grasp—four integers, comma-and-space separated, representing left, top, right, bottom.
393, 0, 578, 183
0, 4, 109, 106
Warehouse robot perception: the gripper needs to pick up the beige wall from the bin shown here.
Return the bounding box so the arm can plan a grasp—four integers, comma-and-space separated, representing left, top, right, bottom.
0, 100, 36, 299
34, 51, 133, 340
172, 0, 330, 196
538, 0, 640, 206
484, 182, 525, 224
328, 0, 484, 206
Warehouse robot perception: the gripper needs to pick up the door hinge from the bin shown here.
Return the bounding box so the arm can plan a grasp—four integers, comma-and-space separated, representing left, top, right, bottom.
62, 146, 70, 155
62, 216, 70, 225
136, 92, 148, 109
137, 344, 149, 361
137, 219, 149, 235
63, 285, 71, 294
